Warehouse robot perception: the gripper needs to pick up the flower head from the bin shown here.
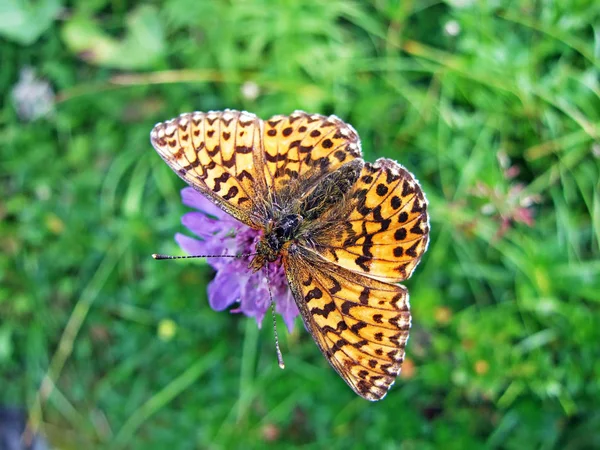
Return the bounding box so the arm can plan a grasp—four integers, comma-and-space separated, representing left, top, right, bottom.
175, 187, 299, 331
11, 67, 55, 121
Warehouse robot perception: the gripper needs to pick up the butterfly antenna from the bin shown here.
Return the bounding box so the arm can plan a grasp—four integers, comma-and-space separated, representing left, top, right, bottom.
265, 268, 285, 369
152, 253, 256, 260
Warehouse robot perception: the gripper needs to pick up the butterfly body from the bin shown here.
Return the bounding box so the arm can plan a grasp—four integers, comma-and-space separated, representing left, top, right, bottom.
251, 158, 364, 270
151, 110, 429, 400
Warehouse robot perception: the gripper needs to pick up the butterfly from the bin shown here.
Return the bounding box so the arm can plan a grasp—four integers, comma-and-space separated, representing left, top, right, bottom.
150, 110, 429, 400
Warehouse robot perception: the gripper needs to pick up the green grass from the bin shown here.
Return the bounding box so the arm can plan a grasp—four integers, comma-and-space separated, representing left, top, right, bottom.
1, 1, 599, 448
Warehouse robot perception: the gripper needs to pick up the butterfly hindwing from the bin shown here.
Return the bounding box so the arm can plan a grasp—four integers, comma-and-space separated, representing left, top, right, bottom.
313, 158, 429, 283
283, 245, 411, 401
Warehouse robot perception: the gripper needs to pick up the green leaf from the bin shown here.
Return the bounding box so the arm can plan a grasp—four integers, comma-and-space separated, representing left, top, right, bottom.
0, 0, 61, 45
61, 5, 165, 69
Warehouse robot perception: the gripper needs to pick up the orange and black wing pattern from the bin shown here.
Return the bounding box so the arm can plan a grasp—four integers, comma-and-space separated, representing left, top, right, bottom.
262, 111, 362, 193
313, 158, 429, 283
150, 110, 268, 228
283, 245, 411, 401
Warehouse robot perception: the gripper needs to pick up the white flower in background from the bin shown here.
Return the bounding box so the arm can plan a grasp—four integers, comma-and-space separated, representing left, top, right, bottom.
444, 20, 461, 37
11, 67, 55, 121
240, 81, 260, 101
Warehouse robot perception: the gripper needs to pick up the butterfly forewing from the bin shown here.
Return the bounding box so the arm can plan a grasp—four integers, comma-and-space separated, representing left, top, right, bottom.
150, 110, 268, 228
283, 245, 411, 401
262, 111, 362, 192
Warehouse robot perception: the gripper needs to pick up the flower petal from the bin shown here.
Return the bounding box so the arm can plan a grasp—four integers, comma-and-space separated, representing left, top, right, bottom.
181, 187, 226, 219
237, 272, 270, 325
174, 232, 208, 256
207, 269, 243, 311
181, 212, 226, 239
276, 289, 299, 332
176, 188, 297, 330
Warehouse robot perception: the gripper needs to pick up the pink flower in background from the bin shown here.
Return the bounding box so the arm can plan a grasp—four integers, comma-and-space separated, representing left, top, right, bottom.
175, 187, 299, 331
475, 181, 539, 240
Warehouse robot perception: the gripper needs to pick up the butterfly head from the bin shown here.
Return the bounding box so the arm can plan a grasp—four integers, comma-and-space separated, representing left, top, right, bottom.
249, 214, 304, 272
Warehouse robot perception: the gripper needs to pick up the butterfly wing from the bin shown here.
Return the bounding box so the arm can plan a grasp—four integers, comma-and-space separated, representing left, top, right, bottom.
151, 110, 363, 227
150, 110, 269, 228
310, 158, 430, 283
283, 244, 410, 401
262, 111, 362, 193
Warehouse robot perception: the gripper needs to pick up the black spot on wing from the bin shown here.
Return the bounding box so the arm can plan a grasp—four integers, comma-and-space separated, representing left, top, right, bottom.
311, 302, 336, 318
222, 185, 239, 200
359, 287, 370, 305
394, 228, 407, 241
213, 172, 230, 191
376, 184, 388, 196
405, 242, 419, 258
355, 255, 371, 272
351, 322, 367, 334
305, 287, 323, 302
237, 170, 254, 182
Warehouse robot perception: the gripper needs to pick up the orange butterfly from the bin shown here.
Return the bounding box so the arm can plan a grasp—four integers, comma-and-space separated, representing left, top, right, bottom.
151, 110, 429, 400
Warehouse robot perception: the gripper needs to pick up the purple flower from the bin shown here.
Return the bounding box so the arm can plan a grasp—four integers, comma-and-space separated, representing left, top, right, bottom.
175, 187, 299, 331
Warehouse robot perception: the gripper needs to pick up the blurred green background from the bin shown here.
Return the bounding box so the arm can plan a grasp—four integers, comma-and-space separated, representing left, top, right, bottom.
1, 0, 599, 448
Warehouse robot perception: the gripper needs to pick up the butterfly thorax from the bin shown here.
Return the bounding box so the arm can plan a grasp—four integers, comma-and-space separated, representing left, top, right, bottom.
249, 160, 364, 272
249, 214, 303, 271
